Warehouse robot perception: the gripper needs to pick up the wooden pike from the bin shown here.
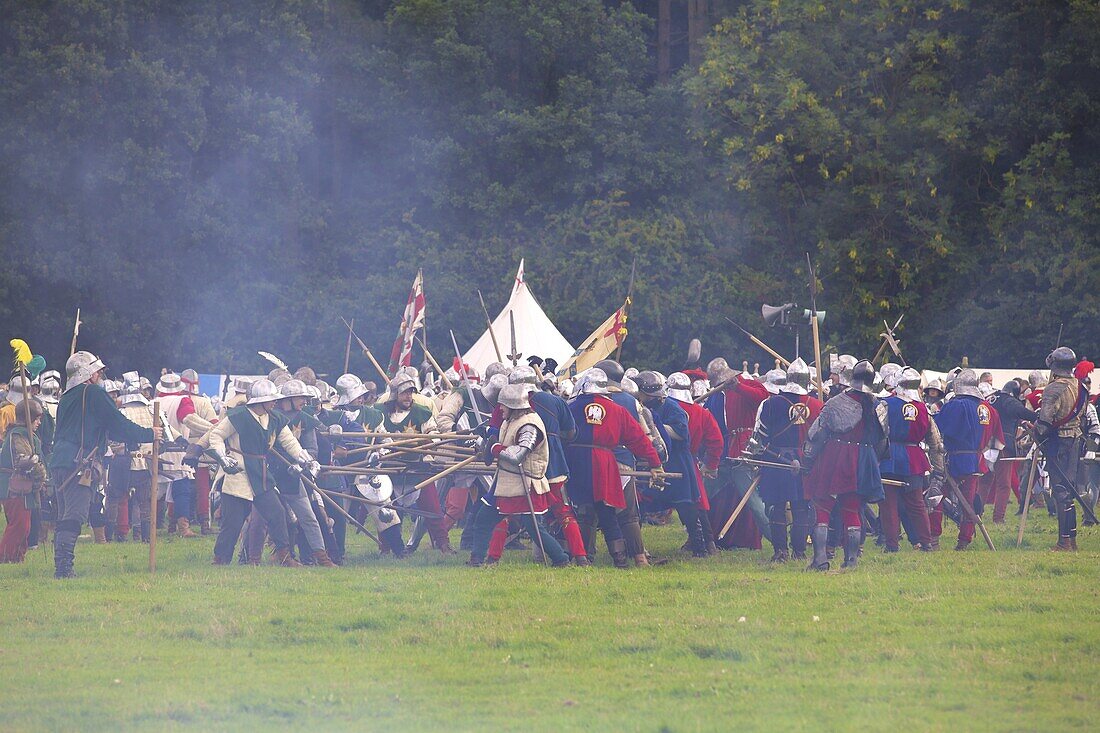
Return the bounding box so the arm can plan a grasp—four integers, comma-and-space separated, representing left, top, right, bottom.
1016, 452, 1040, 548
723, 316, 791, 367
414, 455, 478, 490
477, 289, 504, 364
718, 476, 760, 540
341, 317, 389, 383
944, 473, 995, 551
149, 401, 161, 572
811, 313, 826, 401
416, 335, 454, 391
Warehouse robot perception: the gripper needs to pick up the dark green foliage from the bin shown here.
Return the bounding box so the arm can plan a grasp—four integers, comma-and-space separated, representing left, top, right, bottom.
1, 0, 1096, 376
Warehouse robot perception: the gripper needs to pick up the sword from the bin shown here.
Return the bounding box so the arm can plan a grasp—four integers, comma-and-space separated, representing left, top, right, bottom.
507, 310, 522, 366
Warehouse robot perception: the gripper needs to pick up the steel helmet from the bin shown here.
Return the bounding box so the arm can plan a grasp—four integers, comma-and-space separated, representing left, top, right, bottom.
594, 359, 625, 384
1046, 346, 1077, 378
666, 371, 693, 401
849, 360, 876, 393
481, 374, 509, 405
497, 383, 534, 410
784, 358, 811, 396
247, 378, 282, 405
156, 373, 185, 395
180, 368, 200, 394
634, 371, 666, 398
279, 379, 310, 399
64, 351, 106, 392
762, 369, 787, 395
508, 365, 538, 386
575, 368, 610, 395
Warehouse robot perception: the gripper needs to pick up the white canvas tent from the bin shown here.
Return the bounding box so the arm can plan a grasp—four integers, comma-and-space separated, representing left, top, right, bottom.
462, 260, 574, 373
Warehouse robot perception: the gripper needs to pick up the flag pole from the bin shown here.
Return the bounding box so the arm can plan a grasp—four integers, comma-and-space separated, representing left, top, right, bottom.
613, 257, 636, 362
149, 402, 161, 573
343, 317, 354, 374
69, 307, 81, 358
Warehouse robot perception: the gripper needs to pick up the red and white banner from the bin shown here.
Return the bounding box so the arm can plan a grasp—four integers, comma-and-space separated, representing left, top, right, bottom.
387, 269, 425, 376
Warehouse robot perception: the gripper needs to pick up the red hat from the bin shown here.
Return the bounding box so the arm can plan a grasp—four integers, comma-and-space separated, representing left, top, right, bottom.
1075, 360, 1094, 380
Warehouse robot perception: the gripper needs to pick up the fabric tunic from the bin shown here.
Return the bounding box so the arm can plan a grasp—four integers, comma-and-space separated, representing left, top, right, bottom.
705, 375, 769, 458
529, 390, 575, 482
208, 405, 304, 501
564, 394, 660, 509
934, 395, 1004, 478
1, 426, 45, 503
879, 395, 934, 477
493, 411, 551, 515
643, 397, 701, 507
48, 383, 154, 472
672, 398, 724, 510
754, 392, 822, 504
804, 391, 886, 502
606, 389, 643, 469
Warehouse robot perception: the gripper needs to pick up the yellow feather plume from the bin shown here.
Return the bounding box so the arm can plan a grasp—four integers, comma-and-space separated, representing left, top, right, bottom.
10, 339, 32, 367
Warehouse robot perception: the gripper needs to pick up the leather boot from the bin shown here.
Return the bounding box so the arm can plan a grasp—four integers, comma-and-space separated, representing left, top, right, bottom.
114, 526, 128, 542
312, 549, 337, 567
273, 547, 302, 567
1052, 536, 1076, 552
54, 527, 78, 578
132, 525, 140, 542
199, 516, 214, 535
807, 523, 830, 571
574, 554, 593, 567
92, 526, 107, 544
177, 517, 198, 538
380, 525, 407, 558
769, 516, 789, 563
166, 504, 175, 535
633, 553, 649, 567
841, 527, 861, 569
608, 538, 629, 569
790, 521, 810, 560
140, 520, 151, 544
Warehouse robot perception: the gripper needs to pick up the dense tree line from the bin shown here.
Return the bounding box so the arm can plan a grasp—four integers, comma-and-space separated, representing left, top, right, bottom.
1, 0, 1096, 378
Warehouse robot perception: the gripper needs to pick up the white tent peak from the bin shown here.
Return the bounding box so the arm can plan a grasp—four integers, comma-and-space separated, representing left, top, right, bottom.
462, 260, 574, 373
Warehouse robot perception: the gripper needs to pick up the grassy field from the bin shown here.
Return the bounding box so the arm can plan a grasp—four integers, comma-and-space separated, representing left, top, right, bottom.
0, 514, 1097, 732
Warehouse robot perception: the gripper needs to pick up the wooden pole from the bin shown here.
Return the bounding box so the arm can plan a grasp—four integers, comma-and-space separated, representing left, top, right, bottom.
811, 313, 826, 401
722, 317, 791, 367
944, 473, 995, 551
718, 476, 760, 540
477, 289, 504, 363
414, 454, 478, 491
343, 317, 354, 374
415, 335, 454, 391
1016, 452, 1040, 548
613, 257, 637, 362
149, 401, 161, 572
362, 348, 389, 384
69, 307, 81, 358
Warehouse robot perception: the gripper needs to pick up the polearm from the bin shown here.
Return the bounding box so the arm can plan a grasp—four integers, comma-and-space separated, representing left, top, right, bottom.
738, 456, 907, 487
519, 463, 549, 566
341, 316, 390, 383
343, 317, 354, 374
415, 335, 454, 391
449, 329, 486, 425
477, 289, 504, 364
149, 401, 161, 572
717, 476, 760, 540
723, 316, 791, 368
613, 257, 637, 363
1035, 435, 1099, 525
943, 473, 995, 551
69, 307, 81, 358
806, 253, 827, 401
1016, 450, 1040, 548
871, 314, 905, 365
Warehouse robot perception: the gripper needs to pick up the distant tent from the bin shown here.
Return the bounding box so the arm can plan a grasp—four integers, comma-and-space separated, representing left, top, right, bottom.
463, 260, 574, 373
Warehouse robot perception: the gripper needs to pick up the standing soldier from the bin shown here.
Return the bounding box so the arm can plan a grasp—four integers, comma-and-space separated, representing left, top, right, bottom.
747, 359, 823, 562
155, 373, 198, 538
48, 351, 160, 578
181, 368, 219, 534
987, 380, 1036, 523
0, 398, 46, 562
803, 361, 888, 570
117, 377, 155, 543
933, 369, 1005, 551
466, 383, 571, 567
878, 367, 943, 552
666, 372, 724, 554
208, 378, 313, 567
1033, 348, 1089, 551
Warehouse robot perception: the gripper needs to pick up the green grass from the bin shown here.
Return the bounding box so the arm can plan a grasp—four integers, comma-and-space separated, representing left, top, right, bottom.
0, 515, 1097, 732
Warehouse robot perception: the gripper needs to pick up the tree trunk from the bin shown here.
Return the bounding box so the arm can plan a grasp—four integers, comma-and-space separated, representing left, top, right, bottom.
657, 0, 671, 83
687, 0, 709, 68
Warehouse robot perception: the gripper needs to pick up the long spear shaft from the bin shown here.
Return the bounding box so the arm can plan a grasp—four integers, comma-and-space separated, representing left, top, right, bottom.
341, 317, 389, 383
943, 473, 995, 551
449, 329, 486, 424
1016, 452, 1040, 548
415, 335, 454, 391
613, 257, 637, 362
477, 289, 504, 364
718, 476, 760, 539
343, 317, 354, 374
69, 307, 81, 358
723, 317, 791, 367
149, 401, 161, 572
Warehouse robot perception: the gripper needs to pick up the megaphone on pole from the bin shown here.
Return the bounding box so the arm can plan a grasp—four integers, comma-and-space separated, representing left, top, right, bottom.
761, 303, 796, 327
802, 309, 825, 327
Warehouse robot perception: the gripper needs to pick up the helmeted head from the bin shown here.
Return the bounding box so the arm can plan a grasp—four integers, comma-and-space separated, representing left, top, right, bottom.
895, 367, 923, 402
923, 378, 946, 403
388, 372, 418, 409
180, 368, 200, 395
594, 359, 625, 385
484, 362, 508, 381
953, 369, 982, 399
784, 358, 811, 396
1046, 346, 1077, 378
575, 368, 610, 395
634, 371, 666, 402
451, 359, 478, 384
334, 373, 368, 407
481, 374, 509, 405
834, 355, 857, 386
267, 368, 291, 385
355, 474, 393, 504
1000, 380, 1021, 399
978, 382, 996, 399
497, 383, 533, 412
849, 360, 876, 394
6, 375, 31, 407
247, 378, 282, 407
1027, 369, 1047, 390
879, 363, 903, 392
293, 366, 317, 386
624, 367, 639, 380
557, 378, 574, 399
39, 370, 61, 397
690, 378, 711, 399
508, 365, 538, 386
762, 369, 787, 395
157, 373, 185, 396
230, 376, 254, 400
666, 372, 692, 401
705, 357, 729, 385
278, 379, 310, 409
619, 376, 639, 399
65, 351, 106, 392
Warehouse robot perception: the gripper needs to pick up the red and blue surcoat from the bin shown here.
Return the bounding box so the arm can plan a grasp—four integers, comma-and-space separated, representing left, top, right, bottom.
934, 395, 1003, 478
756, 392, 822, 504
879, 395, 933, 477
705, 376, 770, 458
564, 394, 659, 509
